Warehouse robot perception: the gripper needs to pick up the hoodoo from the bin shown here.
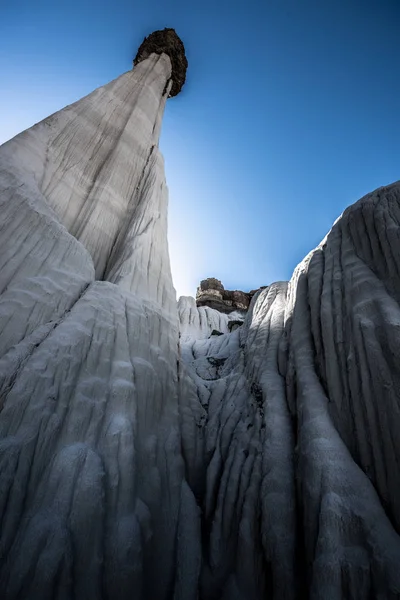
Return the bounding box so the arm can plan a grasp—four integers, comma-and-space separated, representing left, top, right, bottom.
1, 28, 400, 600
0, 28, 189, 600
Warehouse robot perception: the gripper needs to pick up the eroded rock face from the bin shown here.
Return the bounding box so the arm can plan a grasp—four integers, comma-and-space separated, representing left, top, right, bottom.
179, 185, 400, 598
0, 37, 189, 600
196, 277, 265, 313
0, 27, 400, 600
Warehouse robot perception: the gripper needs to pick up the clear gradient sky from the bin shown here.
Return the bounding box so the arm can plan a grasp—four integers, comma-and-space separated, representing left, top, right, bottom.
1, 0, 399, 298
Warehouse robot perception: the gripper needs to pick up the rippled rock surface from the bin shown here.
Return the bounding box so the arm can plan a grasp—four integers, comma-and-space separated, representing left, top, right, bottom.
179, 185, 400, 598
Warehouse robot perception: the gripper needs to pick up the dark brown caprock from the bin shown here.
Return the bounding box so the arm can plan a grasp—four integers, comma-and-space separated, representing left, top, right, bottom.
134, 28, 188, 97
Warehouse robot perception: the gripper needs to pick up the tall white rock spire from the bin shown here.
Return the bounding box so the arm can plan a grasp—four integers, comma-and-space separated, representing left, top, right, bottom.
0, 29, 194, 600
0, 28, 186, 292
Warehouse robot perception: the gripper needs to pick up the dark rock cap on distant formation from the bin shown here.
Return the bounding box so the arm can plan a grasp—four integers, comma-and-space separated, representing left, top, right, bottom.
196, 278, 267, 313
133, 28, 188, 97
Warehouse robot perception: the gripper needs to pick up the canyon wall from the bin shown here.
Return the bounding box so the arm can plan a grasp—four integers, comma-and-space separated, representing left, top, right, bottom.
179, 183, 400, 598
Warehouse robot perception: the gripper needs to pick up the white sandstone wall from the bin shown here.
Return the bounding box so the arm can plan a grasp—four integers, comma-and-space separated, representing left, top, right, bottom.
0, 53, 195, 600
178, 182, 400, 600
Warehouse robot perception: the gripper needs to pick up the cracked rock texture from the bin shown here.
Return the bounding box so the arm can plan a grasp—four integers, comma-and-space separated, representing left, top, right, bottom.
1, 30, 400, 600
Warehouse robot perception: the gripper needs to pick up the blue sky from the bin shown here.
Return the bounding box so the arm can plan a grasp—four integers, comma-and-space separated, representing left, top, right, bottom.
1, 0, 399, 297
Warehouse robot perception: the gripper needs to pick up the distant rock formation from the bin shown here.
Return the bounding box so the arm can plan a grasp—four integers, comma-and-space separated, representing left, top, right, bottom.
196, 277, 266, 313
1, 26, 400, 600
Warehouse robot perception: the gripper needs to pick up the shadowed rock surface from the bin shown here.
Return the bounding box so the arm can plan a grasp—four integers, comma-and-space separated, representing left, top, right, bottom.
0, 28, 400, 600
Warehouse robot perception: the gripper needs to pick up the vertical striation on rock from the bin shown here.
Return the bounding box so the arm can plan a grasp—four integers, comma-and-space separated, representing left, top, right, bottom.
178, 184, 400, 599
0, 29, 193, 600
1, 25, 400, 600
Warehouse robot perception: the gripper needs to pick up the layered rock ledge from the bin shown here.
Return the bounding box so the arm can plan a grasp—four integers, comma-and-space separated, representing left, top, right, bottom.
196, 277, 266, 313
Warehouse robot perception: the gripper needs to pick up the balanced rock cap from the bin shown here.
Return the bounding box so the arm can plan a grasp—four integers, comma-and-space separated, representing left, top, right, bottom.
133, 28, 188, 97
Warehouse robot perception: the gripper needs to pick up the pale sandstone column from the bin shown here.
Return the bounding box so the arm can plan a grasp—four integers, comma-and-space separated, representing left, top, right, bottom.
0, 29, 196, 600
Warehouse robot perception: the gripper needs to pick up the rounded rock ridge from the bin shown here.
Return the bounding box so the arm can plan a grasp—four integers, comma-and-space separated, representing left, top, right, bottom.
133, 28, 188, 97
